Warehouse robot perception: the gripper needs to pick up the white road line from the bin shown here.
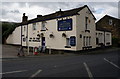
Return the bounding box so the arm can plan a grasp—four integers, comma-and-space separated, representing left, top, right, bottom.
104, 58, 120, 69
30, 69, 42, 78
0, 70, 28, 75
83, 62, 94, 79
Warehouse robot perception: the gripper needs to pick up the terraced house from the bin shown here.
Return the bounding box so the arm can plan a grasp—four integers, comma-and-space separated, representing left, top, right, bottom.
6, 5, 112, 52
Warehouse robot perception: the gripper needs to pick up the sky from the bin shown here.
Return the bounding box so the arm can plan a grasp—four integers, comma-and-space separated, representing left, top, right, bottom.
0, 1, 119, 23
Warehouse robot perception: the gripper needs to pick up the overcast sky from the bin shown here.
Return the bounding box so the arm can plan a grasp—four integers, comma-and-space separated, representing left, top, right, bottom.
1, 2, 119, 23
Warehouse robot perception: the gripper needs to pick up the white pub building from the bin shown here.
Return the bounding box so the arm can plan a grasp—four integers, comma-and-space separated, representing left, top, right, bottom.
7, 5, 112, 52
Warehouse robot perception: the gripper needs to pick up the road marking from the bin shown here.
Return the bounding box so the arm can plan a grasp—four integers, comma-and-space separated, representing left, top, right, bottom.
104, 58, 120, 69
83, 62, 94, 79
0, 70, 27, 75
30, 69, 42, 78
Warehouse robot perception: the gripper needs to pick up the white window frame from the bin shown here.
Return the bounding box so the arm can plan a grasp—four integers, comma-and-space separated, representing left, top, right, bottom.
41, 21, 46, 31
33, 23, 36, 30
109, 19, 113, 25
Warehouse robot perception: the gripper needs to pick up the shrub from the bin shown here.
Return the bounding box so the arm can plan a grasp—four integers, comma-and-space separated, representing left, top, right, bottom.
112, 37, 120, 47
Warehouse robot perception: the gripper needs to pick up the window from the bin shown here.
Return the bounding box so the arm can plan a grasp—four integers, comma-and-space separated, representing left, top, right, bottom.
83, 36, 86, 46
41, 21, 46, 31
109, 19, 112, 25
96, 38, 99, 45
66, 38, 70, 46
106, 34, 110, 42
86, 37, 88, 46
85, 17, 88, 30
33, 23, 36, 30
89, 36, 91, 46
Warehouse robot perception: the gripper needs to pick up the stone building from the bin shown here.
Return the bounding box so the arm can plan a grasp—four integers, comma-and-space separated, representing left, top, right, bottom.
96, 15, 120, 39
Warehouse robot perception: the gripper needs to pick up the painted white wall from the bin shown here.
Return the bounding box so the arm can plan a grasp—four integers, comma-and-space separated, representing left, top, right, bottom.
24, 16, 77, 51
6, 26, 21, 45
76, 7, 96, 50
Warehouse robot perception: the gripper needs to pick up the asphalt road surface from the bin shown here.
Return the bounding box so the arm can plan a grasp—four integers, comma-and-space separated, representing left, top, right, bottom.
2, 47, 120, 79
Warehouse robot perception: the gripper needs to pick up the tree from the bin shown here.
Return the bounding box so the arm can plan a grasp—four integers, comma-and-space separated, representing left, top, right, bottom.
1, 22, 19, 44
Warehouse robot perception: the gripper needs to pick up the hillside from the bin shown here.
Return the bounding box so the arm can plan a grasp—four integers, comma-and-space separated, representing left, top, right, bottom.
1, 21, 20, 44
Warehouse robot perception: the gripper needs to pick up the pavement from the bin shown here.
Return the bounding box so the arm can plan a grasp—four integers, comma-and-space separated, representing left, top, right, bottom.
1, 44, 120, 59
2, 44, 79, 59
2, 45, 36, 59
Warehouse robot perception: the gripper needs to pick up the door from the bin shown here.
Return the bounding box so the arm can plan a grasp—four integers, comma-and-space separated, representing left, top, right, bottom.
41, 37, 45, 46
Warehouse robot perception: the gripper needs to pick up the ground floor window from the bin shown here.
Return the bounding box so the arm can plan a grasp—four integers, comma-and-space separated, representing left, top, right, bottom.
89, 36, 91, 46
96, 38, 99, 45
83, 36, 86, 46
83, 36, 91, 47
66, 38, 70, 46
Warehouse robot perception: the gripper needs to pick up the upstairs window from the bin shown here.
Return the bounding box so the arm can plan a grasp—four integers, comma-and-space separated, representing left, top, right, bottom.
33, 23, 36, 30
85, 17, 88, 30
109, 19, 113, 25
41, 21, 46, 31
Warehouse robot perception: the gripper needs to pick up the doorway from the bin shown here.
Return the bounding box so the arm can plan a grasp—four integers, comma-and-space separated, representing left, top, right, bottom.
41, 37, 45, 46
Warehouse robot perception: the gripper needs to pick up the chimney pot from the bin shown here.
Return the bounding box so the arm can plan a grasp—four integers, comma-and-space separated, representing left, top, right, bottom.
37, 15, 42, 18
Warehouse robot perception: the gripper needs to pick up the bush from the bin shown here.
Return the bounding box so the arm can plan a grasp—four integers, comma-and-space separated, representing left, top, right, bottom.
2, 22, 19, 44
112, 37, 120, 47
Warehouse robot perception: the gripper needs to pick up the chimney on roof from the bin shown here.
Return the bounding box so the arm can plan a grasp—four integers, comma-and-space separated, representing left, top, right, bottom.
22, 13, 28, 23
37, 15, 42, 18
59, 9, 61, 11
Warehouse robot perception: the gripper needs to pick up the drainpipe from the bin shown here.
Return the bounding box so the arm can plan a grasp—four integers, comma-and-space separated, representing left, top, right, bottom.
21, 25, 22, 46
27, 23, 29, 55
104, 31, 105, 46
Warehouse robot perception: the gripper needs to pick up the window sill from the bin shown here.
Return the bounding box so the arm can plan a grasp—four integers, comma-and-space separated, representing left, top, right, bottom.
41, 30, 46, 31
85, 30, 90, 33
65, 46, 71, 48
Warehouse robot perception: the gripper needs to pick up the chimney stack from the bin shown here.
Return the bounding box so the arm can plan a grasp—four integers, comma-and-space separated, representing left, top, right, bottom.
37, 15, 42, 18
22, 13, 28, 24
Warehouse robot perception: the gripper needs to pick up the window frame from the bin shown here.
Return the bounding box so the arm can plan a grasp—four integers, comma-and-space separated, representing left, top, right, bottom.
32, 23, 37, 30
41, 21, 46, 31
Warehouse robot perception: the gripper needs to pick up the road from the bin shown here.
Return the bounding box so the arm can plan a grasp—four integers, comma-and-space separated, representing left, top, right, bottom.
2, 47, 120, 79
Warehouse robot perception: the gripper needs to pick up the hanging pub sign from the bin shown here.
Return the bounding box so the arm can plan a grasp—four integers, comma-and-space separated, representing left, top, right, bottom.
70, 36, 76, 46
58, 19, 72, 31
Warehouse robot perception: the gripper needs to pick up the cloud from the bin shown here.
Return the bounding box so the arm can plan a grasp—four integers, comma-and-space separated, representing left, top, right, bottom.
1, 2, 119, 22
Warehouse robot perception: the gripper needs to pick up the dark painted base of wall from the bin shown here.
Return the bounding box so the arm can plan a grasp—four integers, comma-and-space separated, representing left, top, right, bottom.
43, 46, 112, 54
5, 44, 21, 47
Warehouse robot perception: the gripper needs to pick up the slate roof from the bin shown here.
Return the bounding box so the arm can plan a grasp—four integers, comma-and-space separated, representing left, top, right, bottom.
97, 15, 120, 23
22, 5, 96, 25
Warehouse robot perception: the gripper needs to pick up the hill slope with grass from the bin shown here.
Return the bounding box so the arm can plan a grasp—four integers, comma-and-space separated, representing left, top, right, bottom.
1, 21, 20, 44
